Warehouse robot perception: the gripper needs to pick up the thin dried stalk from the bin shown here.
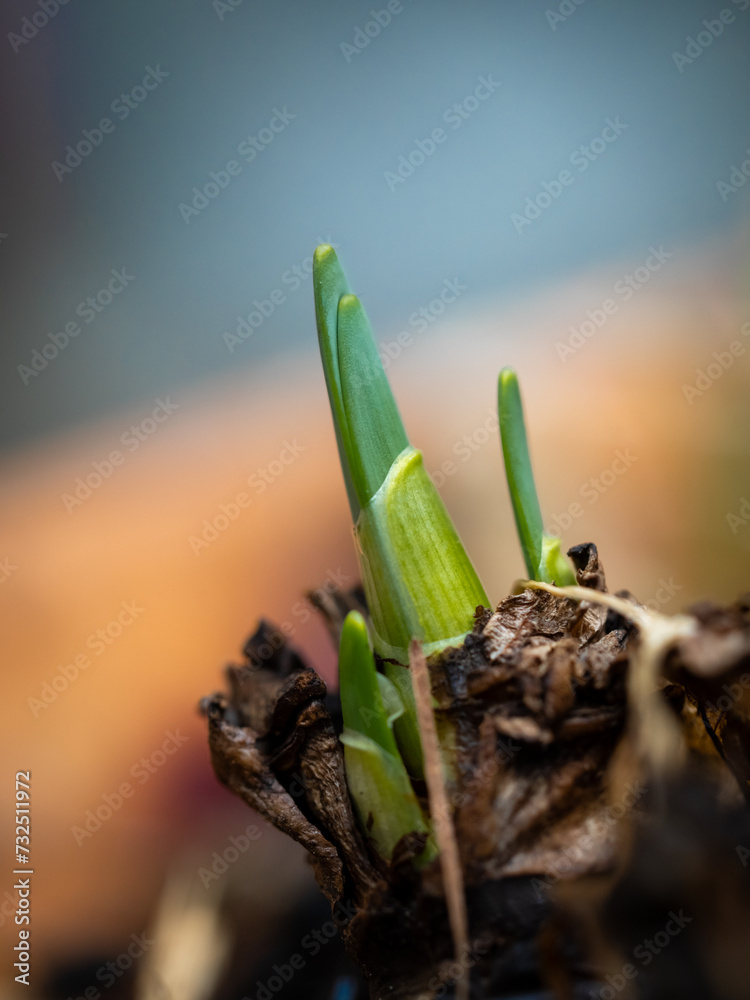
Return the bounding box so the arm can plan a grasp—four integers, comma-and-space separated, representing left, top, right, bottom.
409, 639, 469, 1000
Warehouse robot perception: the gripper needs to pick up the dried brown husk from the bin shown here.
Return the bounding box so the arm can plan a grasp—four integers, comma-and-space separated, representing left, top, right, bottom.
201, 546, 750, 999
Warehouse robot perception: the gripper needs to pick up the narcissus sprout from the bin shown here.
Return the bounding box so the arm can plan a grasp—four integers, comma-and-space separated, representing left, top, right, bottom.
313, 245, 490, 666
313, 245, 576, 856
498, 368, 576, 587
338, 610, 431, 860
313, 244, 488, 783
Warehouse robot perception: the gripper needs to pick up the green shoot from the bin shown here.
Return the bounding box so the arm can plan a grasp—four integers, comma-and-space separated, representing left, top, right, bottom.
338, 611, 430, 859
313, 244, 489, 664
498, 368, 576, 586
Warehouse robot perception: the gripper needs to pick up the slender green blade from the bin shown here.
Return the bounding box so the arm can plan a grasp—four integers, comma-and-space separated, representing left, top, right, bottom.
337, 611, 430, 859
498, 368, 575, 585
312, 244, 358, 518
383, 662, 425, 779
313, 244, 490, 660
498, 367, 544, 580
339, 612, 425, 779
339, 729, 431, 860
338, 611, 401, 757
337, 293, 409, 506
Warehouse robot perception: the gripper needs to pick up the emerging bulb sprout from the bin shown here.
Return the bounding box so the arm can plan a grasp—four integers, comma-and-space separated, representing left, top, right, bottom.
313, 244, 490, 666
313, 244, 489, 790
498, 367, 576, 587
337, 610, 431, 860
312, 246, 576, 857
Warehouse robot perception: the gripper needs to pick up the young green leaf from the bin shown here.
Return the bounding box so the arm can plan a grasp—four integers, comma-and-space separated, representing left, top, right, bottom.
498, 367, 576, 586
339, 610, 402, 758
313, 245, 489, 666
381, 662, 425, 779
338, 611, 430, 859
336, 292, 409, 509
312, 244, 359, 519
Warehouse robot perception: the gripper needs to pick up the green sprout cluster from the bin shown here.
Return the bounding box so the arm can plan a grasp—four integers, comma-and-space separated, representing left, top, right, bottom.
313, 245, 575, 860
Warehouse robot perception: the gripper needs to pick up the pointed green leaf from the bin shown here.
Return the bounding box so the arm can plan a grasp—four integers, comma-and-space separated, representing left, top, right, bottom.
337, 611, 430, 859
541, 535, 576, 587
313, 245, 490, 664
337, 293, 409, 505
376, 672, 405, 728
339, 612, 424, 779
338, 611, 400, 756
498, 367, 544, 578
356, 446, 489, 661
382, 662, 425, 779
339, 729, 431, 861
498, 368, 576, 585
312, 244, 358, 518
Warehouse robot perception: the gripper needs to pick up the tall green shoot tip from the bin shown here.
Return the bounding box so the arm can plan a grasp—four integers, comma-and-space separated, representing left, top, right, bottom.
498, 368, 576, 586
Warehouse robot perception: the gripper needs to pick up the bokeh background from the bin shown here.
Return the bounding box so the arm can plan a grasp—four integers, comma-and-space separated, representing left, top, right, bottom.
1, 0, 749, 997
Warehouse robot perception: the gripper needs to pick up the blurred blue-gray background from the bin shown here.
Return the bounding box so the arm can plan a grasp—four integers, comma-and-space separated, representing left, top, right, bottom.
2, 0, 749, 449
